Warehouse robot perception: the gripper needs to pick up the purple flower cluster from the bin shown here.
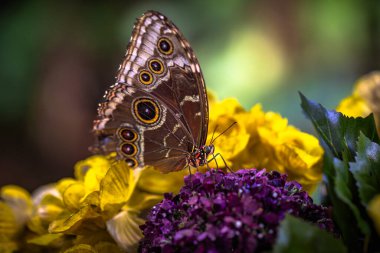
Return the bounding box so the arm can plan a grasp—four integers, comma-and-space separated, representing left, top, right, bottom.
139, 169, 334, 253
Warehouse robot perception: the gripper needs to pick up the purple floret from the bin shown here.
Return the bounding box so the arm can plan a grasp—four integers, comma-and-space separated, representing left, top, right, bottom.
139, 169, 334, 253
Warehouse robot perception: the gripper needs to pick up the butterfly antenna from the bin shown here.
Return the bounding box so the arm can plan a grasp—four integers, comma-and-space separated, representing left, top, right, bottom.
210, 122, 237, 144
209, 124, 219, 144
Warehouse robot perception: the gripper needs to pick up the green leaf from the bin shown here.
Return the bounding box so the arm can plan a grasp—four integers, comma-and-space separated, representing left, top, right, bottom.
323, 152, 362, 250
299, 93, 378, 251
333, 157, 371, 236
350, 133, 380, 207
273, 215, 347, 253
299, 93, 379, 161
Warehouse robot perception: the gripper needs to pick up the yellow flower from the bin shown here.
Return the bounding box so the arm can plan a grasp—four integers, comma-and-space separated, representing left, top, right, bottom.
44, 156, 141, 252
205, 95, 323, 192
23, 154, 191, 253
17, 155, 125, 252
337, 71, 380, 135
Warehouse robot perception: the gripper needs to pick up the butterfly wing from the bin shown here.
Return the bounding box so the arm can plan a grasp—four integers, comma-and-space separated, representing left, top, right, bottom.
117, 11, 209, 146
92, 11, 208, 172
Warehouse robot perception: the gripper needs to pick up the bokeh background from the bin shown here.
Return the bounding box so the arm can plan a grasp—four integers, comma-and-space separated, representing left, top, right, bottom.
1, 1, 379, 191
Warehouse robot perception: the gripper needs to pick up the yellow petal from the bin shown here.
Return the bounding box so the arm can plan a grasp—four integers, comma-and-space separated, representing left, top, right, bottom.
32, 184, 61, 206
0, 185, 32, 251
209, 97, 245, 120
127, 190, 164, 211
275, 144, 308, 172
368, 194, 380, 236
30, 183, 65, 232
27, 215, 47, 235
82, 191, 100, 207
275, 144, 322, 192
56, 178, 78, 195
336, 72, 380, 119
336, 72, 380, 138
1, 185, 32, 226
62, 183, 86, 211
29, 184, 65, 234
232, 140, 274, 170
245, 104, 265, 134
257, 126, 278, 146
106, 209, 144, 252
336, 95, 371, 118
1, 185, 32, 207
27, 233, 63, 246
264, 111, 288, 133
37, 194, 65, 222
74, 155, 111, 181
75, 155, 112, 197
138, 167, 186, 195
49, 204, 104, 235
100, 161, 139, 215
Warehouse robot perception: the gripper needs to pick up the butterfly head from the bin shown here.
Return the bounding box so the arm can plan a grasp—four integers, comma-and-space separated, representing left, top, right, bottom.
203, 144, 215, 156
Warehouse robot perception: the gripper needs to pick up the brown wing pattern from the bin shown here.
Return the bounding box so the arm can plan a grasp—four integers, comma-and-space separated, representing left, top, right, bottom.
116, 11, 208, 146
92, 11, 208, 172
93, 85, 192, 172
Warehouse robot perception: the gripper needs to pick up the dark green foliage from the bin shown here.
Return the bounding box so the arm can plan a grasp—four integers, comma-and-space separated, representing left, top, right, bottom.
273, 215, 347, 253
300, 93, 380, 253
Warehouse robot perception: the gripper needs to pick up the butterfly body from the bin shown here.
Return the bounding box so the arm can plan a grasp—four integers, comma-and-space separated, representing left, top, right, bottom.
92, 11, 212, 173
187, 144, 215, 168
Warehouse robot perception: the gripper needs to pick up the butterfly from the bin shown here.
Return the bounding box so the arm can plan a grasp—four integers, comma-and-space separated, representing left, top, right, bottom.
92, 10, 218, 173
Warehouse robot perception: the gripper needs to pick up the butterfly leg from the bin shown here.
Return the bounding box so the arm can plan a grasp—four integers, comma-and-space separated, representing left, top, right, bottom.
205, 154, 219, 184
205, 154, 211, 170
211, 153, 219, 170
185, 164, 191, 175
185, 164, 195, 188
208, 153, 234, 173
206, 154, 217, 169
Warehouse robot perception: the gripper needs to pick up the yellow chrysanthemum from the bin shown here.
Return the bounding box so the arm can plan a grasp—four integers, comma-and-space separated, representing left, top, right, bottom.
205, 95, 323, 192
337, 71, 380, 135
45, 157, 145, 252
19, 154, 191, 252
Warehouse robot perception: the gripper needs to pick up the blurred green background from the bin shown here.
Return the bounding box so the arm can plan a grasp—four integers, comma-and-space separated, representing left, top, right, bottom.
1, 1, 379, 190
